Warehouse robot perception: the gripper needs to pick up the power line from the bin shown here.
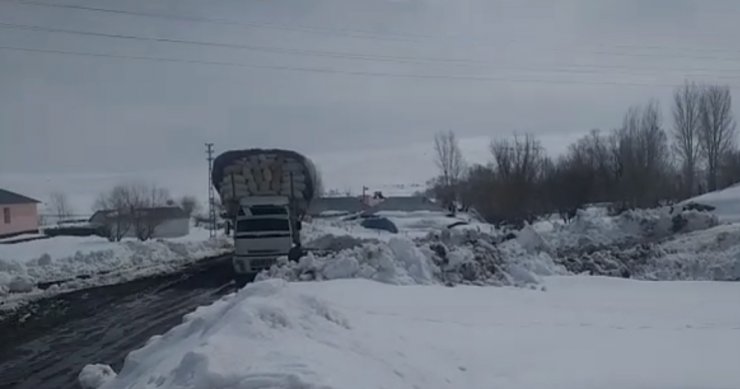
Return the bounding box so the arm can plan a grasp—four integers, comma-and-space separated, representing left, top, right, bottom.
0, 0, 422, 43
4, 21, 740, 79
4, 44, 739, 89
0, 21, 492, 65
4, 0, 740, 58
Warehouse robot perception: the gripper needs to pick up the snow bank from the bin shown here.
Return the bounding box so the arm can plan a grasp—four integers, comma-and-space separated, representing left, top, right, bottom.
88, 279, 352, 389
0, 228, 232, 309
302, 207, 729, 283
305, 211, 494, 242
685, 183, 740, 222
258, 237, 441, 285
86, 277, 740, 389
543, 206, 718, 251
551, 213, 740, 281
261, 228, 563, 287
79, 364, 117, 389
637, 224, 740, 281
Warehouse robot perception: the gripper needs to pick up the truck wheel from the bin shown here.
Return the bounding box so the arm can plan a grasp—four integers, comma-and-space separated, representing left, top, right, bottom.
233, 272, 257, 287
288, 247, 303, 262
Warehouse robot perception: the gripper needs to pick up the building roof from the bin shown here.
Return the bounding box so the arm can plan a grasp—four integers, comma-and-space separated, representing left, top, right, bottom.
90, 206, 188, 222
0, 188, 41, 205
308, 197, 366, 215
308, 195, 444, 216
366, 196, 444, 213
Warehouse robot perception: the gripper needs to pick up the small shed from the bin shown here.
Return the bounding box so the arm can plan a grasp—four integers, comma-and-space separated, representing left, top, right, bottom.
90, 206, 190, 239
0, 188, 41, 238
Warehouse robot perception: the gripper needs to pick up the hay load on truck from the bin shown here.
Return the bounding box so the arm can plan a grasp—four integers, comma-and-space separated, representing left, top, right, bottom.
212, 149, 318, 276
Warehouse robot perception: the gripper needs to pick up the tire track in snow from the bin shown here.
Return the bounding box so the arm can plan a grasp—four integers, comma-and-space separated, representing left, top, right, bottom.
0, 255, 236, 389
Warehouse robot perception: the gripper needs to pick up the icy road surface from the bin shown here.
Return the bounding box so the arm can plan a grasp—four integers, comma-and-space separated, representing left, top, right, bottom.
0, 255, 235, 389
96, 276, 740, 389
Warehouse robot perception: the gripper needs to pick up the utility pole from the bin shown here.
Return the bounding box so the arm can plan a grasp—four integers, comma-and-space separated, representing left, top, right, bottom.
205, 142, 216, 238
361, 185, 369, 210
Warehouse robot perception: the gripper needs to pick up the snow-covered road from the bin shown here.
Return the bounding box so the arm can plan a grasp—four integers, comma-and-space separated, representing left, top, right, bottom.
95, 276, 740, 389
0, 255, 235, 389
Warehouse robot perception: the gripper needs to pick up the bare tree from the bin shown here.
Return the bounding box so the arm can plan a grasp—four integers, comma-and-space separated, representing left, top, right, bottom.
129, 183, 171, 241
487, 133, 549, 225
433, 130, 466, 206
566, 129, 618, 203
672, 81, 702, 196
178, 196, 201, 217
48, 191, 74, 223
611, 101, 672, 209
718, 149, 740, 188
699, 85, 736, 192
94, 185, 133, 241
94, 182, 172, 241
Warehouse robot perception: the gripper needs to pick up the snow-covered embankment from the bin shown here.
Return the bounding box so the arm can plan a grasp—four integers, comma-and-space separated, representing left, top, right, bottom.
0, 229, 232, 310
83, 277, 740, 389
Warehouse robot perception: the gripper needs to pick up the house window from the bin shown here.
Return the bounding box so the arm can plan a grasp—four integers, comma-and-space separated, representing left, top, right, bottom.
3, 207, 9, 224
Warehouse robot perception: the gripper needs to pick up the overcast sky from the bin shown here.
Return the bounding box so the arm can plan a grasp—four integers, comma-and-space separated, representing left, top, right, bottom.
2, 0, 740, 186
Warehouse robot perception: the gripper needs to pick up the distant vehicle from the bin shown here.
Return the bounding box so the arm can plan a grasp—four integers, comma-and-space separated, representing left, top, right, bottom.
361, 216, 398, 233
212, 149, 318, 277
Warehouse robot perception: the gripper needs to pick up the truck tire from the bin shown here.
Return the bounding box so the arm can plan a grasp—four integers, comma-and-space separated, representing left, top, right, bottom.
288, 246, 303, 262
233, 272, 257, 287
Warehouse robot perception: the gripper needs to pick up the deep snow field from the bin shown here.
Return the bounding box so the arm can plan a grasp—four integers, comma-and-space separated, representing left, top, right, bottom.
78, 199, 740, 389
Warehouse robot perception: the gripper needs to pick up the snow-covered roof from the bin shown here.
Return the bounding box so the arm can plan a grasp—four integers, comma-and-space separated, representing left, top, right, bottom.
308, 197, 365, 215
366, 196, 444, 213
0, 188, 40, 205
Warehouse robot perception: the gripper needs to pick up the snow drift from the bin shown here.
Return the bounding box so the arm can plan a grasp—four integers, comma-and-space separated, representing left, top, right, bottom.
541, 206, 718, 252
530, 207, 740, 280
0, 232, 232, 309
684, 183, 740, 222
85, 277, 740, 389
261, 228, 563, 287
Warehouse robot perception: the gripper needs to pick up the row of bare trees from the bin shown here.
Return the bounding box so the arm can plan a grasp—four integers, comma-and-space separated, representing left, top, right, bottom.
93, 183, 172, 241
431, 82, 738, 226
92, 183, 201, 241
673, 83, 737, 194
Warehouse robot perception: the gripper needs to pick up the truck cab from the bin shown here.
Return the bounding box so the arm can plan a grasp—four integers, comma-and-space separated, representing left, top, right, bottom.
232, 196, 297, 275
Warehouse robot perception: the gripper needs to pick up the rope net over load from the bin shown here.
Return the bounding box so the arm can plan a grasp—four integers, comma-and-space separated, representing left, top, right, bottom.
212, 149, 318, 219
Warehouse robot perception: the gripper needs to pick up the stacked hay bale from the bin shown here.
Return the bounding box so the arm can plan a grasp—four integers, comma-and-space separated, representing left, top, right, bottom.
212, 149, 317, 219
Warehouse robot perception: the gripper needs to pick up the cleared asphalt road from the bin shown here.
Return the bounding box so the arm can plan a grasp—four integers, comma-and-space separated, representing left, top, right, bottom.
0, 255, 236, 389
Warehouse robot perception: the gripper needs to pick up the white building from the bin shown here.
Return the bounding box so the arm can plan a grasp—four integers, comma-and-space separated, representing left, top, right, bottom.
90, 206, 190, 239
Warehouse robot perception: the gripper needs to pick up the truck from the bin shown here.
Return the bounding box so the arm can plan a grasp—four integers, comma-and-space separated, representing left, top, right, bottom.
211, 149, 318, 276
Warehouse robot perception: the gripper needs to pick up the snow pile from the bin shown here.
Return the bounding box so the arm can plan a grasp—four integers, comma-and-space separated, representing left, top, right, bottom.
258, 237, 439, 285
87, 279, 353, 389
85, 277, 740, 389
556, 222, 740, 281
79, 364, 117, 389
684, 183, 740, 222
0, 229, 232, 306
640, 223, 740, 281
305, 211, 494, 242
304, 233, 368, 252
261, 228, 562, 287
544, 206, 718, 251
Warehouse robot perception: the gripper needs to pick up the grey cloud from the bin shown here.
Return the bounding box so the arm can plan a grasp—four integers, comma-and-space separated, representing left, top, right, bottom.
1, 0, 739, 179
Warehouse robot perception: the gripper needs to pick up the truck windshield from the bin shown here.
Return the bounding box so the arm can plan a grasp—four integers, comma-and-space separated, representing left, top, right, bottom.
237, 218, 290, 232
249, 205, 288, 215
